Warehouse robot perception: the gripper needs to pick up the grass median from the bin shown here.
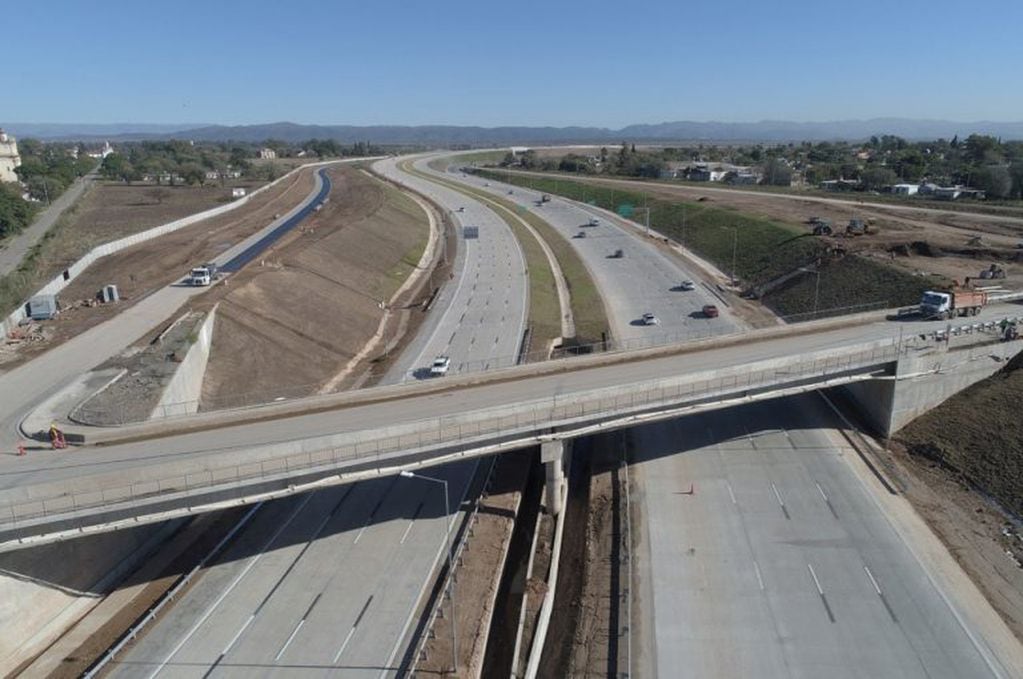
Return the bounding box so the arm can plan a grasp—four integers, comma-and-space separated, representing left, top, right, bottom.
477, 169, 934, 319
403, 161, 609, 347
401, 160, 564, 354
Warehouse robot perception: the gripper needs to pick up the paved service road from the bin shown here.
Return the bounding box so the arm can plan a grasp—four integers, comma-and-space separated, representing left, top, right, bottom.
630, 392, 1007, 678
111, 154, 531, 677
0, 165, 334, 452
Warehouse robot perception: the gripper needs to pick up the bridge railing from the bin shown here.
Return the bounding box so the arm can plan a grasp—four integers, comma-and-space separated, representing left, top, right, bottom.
1, 340, 906, 531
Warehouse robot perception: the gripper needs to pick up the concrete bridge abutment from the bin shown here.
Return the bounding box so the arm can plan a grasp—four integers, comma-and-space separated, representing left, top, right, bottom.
842, 338, 1023, 438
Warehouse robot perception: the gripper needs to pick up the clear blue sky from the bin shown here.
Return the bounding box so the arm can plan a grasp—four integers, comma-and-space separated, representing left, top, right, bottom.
8, 0, 1023, 127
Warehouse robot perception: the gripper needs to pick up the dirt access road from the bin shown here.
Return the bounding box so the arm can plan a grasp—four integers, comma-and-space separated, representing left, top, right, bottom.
514, 171, 1023, 284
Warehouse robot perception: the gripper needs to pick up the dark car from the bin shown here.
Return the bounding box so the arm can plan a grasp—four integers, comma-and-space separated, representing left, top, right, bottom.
702, 304, 719, 318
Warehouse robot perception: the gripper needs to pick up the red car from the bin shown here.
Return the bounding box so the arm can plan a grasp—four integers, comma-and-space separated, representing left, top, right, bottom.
702, 304, 719, 318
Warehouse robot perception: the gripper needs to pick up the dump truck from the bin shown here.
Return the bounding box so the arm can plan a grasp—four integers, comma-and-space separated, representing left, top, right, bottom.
919, 288, 989, 319
189, 262, 219, 286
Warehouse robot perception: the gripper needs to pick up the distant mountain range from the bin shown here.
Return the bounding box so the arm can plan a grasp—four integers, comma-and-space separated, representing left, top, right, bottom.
5, 118, 1023, 145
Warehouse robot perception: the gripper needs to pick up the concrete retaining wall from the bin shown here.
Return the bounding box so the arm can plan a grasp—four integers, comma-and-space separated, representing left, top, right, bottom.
151, 307, 217, 420
0, 520, 180, 674
844, 339, 1023, 436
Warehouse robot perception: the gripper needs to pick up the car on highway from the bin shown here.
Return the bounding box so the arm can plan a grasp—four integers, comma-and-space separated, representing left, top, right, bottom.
641, 312, 660, 325
507, 189, 514, 195
574, 231, 587, 239
457, 206, 465, 213
702, 304, 719, 318
609, 249, 624, 258
679, 280, 696, 291
587, 218, 600, 226
429, 355, 451, 376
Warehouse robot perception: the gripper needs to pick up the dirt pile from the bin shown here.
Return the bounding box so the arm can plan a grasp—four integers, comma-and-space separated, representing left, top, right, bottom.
896, 350, 1023, 518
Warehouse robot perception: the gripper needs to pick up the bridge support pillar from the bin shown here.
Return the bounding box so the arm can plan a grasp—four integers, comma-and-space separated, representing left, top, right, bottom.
541, 438, 569, 516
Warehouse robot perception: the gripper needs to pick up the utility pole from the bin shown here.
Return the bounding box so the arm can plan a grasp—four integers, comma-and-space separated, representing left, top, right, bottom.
682, 204, 687, 248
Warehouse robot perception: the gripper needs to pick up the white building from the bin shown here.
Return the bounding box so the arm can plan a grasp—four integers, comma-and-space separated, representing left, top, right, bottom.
892, 183, 920, 195
0, 129, 21, 183
86, 141, 114, 159
259, 147, 277, 160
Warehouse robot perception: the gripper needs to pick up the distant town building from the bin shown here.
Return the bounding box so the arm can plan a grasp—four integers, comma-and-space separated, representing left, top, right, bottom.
0, 129, 22, 183
231, 187, 247, 198
259, 147, 277, 160
891, 183, 920, 195
205, 170, 221, 182
85, 141, 114, 159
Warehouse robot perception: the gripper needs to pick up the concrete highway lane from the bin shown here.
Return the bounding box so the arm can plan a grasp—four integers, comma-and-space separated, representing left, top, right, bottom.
111, 154, 530, 677
426, 159, 741, 345
630, 393, 1005, 678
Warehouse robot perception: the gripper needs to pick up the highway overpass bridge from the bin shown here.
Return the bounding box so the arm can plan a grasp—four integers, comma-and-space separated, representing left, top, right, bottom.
1, 311, 1021, 552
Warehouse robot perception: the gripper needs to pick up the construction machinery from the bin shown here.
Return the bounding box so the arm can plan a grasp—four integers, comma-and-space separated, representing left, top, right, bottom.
540, 193, 551, 203
979, 264, 1006, 280
812, 221, 833, 236
845, 217, 878, 236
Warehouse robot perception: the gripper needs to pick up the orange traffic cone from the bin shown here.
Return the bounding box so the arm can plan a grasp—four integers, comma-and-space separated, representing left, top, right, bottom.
16, 441, 26, 456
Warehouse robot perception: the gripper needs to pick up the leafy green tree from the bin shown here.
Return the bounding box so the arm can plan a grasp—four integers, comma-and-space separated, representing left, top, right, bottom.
179, 163, 206, 186
761, 158, 793, 186
26, 176, 66, 203
972, 165, 1012, 198
0, 183, 37, 238
860, 166, 897, 191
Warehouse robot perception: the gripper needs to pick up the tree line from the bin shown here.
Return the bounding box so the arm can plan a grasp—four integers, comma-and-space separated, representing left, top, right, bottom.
502, 135, 1023, 198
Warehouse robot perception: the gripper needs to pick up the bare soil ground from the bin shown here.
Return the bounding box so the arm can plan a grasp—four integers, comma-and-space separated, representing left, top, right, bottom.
415, 451, 530, 677
200, 165, 432, 408
536, 173, 1023, 288
890, 351, 1023, 642
565, 434, 623, 678
0, 168, 316, 369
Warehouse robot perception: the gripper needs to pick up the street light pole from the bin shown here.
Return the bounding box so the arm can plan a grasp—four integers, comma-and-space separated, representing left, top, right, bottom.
812, 268, 821, 317
730, 227, 738, 285
400, 471, 457, 673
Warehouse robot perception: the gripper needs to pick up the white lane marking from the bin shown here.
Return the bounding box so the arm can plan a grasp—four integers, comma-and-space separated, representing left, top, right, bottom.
807, 563, 824, 595
726, 481, 737, 505
354, 524, 368, 544
146, 493, 314, 679
221, 614, 255, 656
400, 519, 416, 545
275, 619, 305, 661
333, 626, 357, 664
753, 560, 765, 591
864, 565, 883, 595
771, 483, 785, 508
815, 482, 829, 503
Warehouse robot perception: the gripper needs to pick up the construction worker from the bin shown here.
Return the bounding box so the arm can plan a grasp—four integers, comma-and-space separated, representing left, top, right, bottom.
48, 423, 66, 450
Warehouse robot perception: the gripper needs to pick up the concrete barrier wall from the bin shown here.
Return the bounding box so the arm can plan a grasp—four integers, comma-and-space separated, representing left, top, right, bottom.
151, 307, 217, 420
1, 161, 331, 337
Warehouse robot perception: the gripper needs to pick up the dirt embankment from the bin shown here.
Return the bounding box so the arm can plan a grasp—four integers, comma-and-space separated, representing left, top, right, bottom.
891, 350, 1023, 642
526, 172, 1023, 287
200, 165, 433, 407
1, 168, 316, 369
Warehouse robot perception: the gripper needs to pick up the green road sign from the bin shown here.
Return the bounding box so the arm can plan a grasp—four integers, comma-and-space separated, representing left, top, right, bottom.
617, 204, 634, 218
